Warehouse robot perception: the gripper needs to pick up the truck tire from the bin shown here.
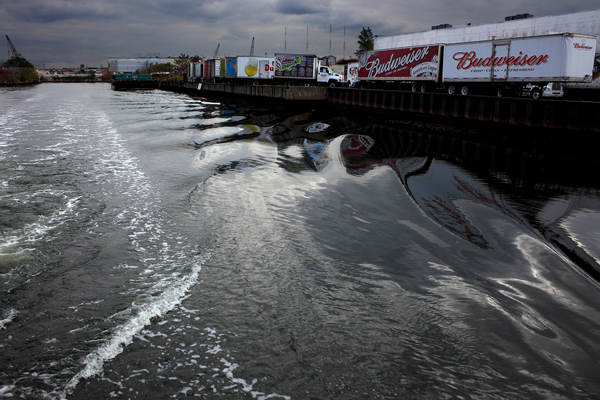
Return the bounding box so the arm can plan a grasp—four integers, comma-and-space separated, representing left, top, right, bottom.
420, 84, 428, 93
329, 81, 337, 87
447, 85, 456, 95
461, 86, 469, 95
496, 88, 504, 98
411, 84, 418, 92
531, 87, 542, 100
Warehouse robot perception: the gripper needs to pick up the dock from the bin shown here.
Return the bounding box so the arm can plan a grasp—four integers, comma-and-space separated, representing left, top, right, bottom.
112, 79, 600, 132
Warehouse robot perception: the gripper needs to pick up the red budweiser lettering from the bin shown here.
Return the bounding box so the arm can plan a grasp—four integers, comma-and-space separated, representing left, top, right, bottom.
365, 47, 430, 78
574, 43, 593, 50
453, 51, 549, 69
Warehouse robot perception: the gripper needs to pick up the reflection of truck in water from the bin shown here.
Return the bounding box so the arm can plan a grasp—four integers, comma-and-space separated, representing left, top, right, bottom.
357, 33, 597, 98
274, 54, 344, 86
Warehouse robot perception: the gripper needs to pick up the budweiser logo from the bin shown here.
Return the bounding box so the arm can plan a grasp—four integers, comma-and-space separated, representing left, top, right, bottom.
574, 43, 593, 50
453, 51, 549, 69
365, 47, 430, 78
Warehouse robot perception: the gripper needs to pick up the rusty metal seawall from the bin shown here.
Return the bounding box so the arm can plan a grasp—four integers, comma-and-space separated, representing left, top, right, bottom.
328, 88, 600, 132
199, 83, 328, 101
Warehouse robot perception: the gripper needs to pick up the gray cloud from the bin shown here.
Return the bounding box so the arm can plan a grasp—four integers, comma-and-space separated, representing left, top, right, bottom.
0, 0, 597, 69
4, 0, 120, 23
275, 0, 331, 15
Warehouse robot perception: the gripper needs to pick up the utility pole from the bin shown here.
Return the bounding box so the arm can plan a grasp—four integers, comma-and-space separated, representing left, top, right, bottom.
329, 25, 332, 55
306, 26, 309, 53
343, 27, 346, 59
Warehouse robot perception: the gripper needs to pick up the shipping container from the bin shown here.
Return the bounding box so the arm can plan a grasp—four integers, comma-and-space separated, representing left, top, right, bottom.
203, 59, 221, 80
223, 57, 237, 79
187, 62, 203, 80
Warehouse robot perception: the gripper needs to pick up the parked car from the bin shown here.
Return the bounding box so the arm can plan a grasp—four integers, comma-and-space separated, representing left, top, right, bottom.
542, 82, 564, 97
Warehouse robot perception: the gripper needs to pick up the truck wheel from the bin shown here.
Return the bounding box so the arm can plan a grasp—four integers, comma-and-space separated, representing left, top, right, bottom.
461, 86, 469, 95
252, 81, 259, 86
531, 88, 542, 100
420, 84, 428, 93
447, 85, 456, 95
329, 81, 336, 87
304, 83, 312, 87
411, 84, 418, 92
287, 81, 295, 87
496, 89, 504, 97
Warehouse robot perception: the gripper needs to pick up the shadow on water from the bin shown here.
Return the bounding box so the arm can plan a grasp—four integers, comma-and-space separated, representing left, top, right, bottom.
189, 105, 600, 282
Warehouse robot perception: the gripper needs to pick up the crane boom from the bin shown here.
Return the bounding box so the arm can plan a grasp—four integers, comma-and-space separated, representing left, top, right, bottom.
212, 43, 220, 59
6, 35, 22, 58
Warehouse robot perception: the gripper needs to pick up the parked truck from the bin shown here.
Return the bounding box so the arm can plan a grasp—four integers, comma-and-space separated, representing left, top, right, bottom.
273, 54, 344, 86
357, 33, 597, 97
236, 56, 276, 83
372, 10, 600, 98
562, 53, 600, 99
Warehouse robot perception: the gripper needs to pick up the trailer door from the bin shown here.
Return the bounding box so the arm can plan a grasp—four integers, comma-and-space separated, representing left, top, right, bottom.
491, 39, 510, 81
259, 60, 269, 79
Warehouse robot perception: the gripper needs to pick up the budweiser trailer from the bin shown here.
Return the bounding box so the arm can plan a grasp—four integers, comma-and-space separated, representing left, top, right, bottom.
356, 44, 442, 91
374, 9, 600, 97
441, 33, 597, 97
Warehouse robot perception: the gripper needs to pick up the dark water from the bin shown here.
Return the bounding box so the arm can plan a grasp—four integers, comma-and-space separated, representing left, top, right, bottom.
1, 83, 600, 399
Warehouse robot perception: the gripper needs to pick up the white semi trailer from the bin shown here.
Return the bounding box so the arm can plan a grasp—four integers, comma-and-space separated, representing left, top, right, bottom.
373, 9, 600, 98
357, 33, 596, 97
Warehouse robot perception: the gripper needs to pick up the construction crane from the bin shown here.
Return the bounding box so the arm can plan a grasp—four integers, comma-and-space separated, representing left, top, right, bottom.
249, 37, 254, 57
6, 35, 22, 59
212, 43, 220, 59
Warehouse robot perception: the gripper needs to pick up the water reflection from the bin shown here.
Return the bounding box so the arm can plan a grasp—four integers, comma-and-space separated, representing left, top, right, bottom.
190, 108, 600, 280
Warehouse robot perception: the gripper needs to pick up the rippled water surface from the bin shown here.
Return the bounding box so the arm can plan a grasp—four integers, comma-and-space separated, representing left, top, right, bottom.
1, 83, 600, 399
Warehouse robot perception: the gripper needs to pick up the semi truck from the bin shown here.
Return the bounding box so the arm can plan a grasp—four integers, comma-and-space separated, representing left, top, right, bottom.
273, 54, 344, 86
373, 9, 600, 98
357, 33, 597, 97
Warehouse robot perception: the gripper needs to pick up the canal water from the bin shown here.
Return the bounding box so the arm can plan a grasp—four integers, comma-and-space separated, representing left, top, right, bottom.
1, 83, 600, 399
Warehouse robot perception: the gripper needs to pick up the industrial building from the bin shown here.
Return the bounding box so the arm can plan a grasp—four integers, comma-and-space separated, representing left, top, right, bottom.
374, 9, 600, 49
107, 57, 177, 74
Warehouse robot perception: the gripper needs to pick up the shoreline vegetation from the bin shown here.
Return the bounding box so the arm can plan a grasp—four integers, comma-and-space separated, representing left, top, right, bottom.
1, 56, 39, 86
1, 55, 113, 86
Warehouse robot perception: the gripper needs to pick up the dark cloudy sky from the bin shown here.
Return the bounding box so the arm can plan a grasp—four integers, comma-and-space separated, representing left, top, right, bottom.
2, 0, 599, 68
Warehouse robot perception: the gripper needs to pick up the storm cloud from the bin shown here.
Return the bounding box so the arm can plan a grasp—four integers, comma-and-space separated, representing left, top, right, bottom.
1, 0, 597, 68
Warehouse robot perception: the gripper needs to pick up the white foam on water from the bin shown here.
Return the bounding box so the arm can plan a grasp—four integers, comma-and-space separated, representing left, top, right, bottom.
62, 252, 210, 398
219, 358, 291, 400
0, 195, 81, 253
0, 308, 18, 330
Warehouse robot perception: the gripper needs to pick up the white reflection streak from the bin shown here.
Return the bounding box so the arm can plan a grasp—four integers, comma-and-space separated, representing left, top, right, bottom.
559, 210, 600, 267
513, 234, 573, 305
398, 220, 450, 248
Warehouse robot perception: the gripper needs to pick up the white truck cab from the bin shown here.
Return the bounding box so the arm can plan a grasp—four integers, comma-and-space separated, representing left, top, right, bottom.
317, 64, 343, 86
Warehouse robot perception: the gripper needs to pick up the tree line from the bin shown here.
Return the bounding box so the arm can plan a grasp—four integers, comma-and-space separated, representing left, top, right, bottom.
0, 57, 39, 85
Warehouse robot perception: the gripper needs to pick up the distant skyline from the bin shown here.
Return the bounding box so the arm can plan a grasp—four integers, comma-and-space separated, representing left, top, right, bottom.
2, 0, 599, 69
